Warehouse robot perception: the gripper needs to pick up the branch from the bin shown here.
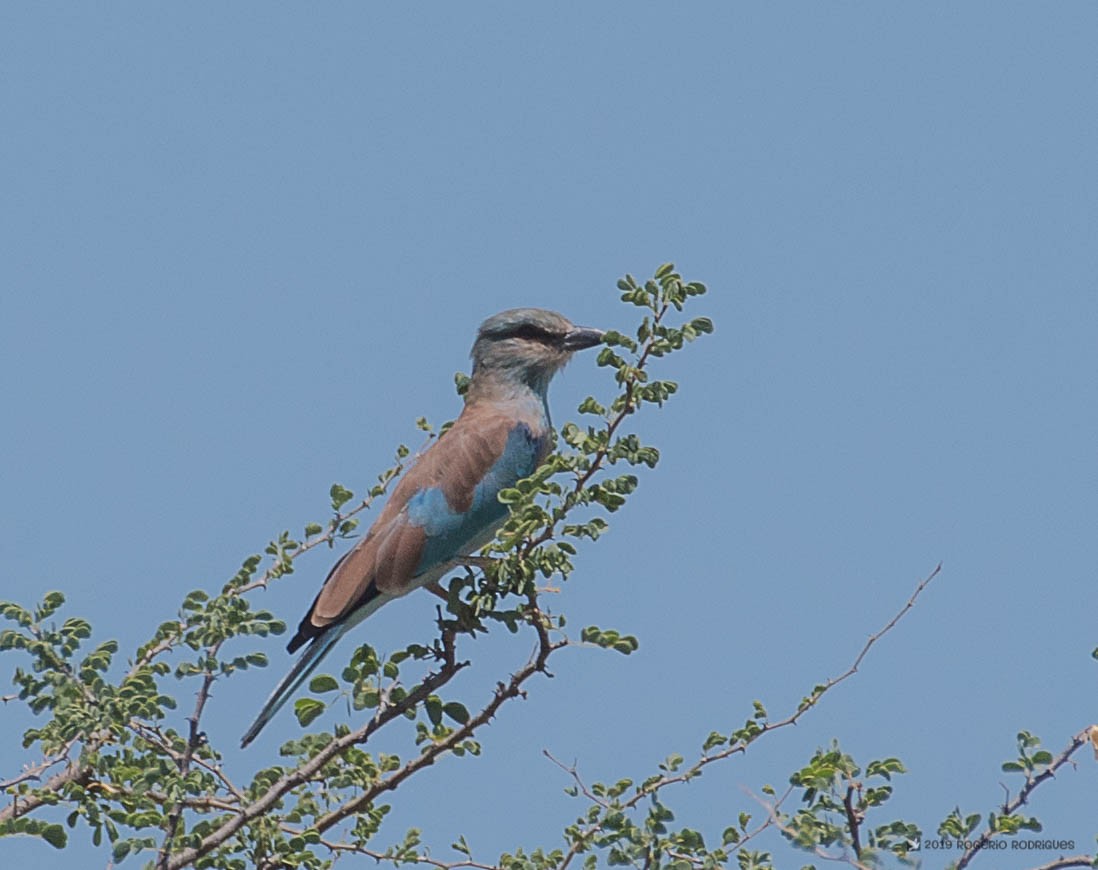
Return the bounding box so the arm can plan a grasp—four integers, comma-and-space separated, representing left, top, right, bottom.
1028, 858, 1096, 870
842, 783, 863, 859
0, 757, 94, 824
0, 623, 107, 823
552, 564, 942, 870
157, 640, 224, 869
956, 727, 1093, 869
2, 457, 413, 828
233, 621, 566, 870
0, 738, 78, 791
166, 634, 473, 869
307, 605, 564, 839
304, 830, 501, 870
542, 751, 610, 810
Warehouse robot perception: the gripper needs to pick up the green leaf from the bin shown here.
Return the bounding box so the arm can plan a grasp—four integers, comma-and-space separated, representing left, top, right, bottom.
41, 824, 67, 849
703, 731, 727, 751
330, 483, 354, 511
689, 316, 714, 335
425, 696, 443, 727
35, 591, 66, 620
452, 835, 472, 856
0, 602, 33, 627
294, 697, 325, 727
443, 702, 470, 725
181, 590, 209, 611
309, 674, 339, 694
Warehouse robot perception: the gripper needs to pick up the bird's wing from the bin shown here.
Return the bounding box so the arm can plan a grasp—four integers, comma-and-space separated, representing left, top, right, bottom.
242, 406, 547, 747
288, 403, 549, 651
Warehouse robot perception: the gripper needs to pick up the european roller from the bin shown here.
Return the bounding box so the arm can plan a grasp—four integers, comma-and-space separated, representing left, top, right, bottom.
241, 309, 603, 746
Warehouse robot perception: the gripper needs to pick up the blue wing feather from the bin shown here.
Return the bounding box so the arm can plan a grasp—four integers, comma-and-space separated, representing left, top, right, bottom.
407, 423, 545, 572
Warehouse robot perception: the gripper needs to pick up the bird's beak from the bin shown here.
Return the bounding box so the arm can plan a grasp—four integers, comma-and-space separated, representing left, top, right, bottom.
562, 326, 605, 351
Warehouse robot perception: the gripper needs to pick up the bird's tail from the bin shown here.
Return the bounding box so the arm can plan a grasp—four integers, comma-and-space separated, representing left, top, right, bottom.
240, 624, 347, 748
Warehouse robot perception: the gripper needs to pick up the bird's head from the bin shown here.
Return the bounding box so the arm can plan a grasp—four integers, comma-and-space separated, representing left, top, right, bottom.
469, 308, 604, 398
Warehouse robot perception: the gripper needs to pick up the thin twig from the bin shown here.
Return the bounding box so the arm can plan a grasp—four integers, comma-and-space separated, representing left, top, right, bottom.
542, 751, 610, 809
304, 830, 501, 870
0, 738, 78, 790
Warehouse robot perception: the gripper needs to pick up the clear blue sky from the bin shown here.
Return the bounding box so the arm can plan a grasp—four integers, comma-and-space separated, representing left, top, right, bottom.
3, 5, 1096, 868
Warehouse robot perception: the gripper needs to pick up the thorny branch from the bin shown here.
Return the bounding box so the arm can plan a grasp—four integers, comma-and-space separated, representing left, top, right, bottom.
955, 727, 1094, 870
549, 565, 943, 870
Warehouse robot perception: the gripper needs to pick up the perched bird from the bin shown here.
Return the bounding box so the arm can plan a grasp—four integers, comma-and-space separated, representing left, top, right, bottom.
241, 308, 603, 747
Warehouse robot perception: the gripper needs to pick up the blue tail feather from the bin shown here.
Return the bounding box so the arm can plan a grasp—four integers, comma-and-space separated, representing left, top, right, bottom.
240, 625, 346, 748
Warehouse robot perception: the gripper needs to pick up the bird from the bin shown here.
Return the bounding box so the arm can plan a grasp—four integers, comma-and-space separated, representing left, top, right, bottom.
241, 308, 604, 747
